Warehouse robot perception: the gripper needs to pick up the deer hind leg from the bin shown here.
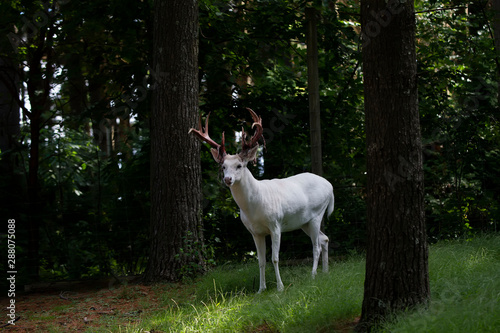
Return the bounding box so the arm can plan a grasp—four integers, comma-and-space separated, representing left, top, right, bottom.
319, 231, 329, 273
301, 219, 322, 277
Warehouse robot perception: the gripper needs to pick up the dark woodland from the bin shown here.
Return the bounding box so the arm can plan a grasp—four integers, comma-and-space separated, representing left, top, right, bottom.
1, 0, 500, 330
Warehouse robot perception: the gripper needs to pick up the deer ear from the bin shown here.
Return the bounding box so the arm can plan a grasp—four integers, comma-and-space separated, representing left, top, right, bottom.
240, 145, 260, 163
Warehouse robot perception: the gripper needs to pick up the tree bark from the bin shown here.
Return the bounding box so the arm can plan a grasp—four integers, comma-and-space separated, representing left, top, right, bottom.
306, 7, 323, 176
357, 1, 430, 330
143, 0, 205, 282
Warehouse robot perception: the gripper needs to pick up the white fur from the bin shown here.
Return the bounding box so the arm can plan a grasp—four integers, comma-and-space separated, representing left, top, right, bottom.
214, 146, 334, 292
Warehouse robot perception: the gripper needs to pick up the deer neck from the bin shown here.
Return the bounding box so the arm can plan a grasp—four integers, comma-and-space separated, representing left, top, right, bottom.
229, 168, 260, 213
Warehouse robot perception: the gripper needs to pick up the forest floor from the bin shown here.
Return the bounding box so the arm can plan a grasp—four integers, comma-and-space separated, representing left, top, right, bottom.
0, 277, 196, 332
0, 273, 359, 333
3, 235, 498, 332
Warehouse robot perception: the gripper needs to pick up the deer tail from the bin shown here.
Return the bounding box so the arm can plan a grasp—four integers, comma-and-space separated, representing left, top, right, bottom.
327, 191, 335, 218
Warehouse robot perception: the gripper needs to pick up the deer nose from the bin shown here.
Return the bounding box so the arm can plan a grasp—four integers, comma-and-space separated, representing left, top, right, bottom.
224, 176, 233, 186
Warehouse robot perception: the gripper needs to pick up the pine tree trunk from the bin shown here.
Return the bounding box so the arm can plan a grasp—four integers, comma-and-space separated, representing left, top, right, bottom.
357, 1, 430, 330
306, 7, 323, 176
143, 0, 204, 282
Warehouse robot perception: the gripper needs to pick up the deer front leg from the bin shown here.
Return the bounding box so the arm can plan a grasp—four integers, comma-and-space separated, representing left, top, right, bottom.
270, 231, 284, 292
252, 234, 267, 293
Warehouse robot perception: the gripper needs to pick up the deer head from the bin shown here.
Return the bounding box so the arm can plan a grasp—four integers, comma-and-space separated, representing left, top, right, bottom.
189, 108, 265, 186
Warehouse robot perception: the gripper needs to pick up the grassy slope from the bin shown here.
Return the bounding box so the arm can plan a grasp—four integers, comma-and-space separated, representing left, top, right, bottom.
118, 234, 499, 333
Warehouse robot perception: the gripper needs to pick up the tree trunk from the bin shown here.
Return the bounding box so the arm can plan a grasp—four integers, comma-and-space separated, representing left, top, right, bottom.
306, 7, 323, 176
89, 75, 110, 156
26, 109, 41, 281
0, 58, 20, 155
143, 0, 205, 282
492, 0, 500, 101
66, 52, 87, 132
357, 1, 430, 330
24, 23, 55, 281
0, 57, 22, 222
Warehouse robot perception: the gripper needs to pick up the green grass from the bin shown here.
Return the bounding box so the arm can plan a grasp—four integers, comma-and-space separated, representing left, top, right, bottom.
114, 234, 500, 333
379, 234, 500, 333
121, 257, 365, 332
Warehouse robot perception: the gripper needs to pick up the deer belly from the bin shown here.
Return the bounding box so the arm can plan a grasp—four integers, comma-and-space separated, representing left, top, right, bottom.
280, 213, 309, 232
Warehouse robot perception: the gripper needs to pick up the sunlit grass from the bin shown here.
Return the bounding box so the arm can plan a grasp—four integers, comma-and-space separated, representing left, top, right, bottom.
122, 256, 365, 332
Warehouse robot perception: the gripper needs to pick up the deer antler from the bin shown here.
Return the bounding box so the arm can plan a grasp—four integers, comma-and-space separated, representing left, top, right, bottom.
242, 108, 265, 151
189, 112, 226, 163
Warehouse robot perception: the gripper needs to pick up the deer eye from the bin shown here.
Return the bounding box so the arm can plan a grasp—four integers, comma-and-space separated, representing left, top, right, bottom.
237, 164, 242, 169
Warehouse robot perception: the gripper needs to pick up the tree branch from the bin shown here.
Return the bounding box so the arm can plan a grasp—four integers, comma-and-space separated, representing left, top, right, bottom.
416, 6, 468, 14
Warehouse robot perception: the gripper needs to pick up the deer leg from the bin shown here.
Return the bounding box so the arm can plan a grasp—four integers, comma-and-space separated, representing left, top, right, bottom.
319, 231, 329, 273
270, 231, 284, 292
302, 220, 321, 277
252, 234, 267, 293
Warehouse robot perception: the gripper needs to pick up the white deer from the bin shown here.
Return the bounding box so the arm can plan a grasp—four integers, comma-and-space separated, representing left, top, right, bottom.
190, 108, 334, 292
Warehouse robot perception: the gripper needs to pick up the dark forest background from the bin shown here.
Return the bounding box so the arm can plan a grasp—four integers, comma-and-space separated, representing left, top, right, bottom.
1, 0, 499, 284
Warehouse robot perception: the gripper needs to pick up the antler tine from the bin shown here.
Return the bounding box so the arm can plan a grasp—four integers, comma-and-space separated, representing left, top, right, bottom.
189, 112, 227, 161
221, 131, 225, 153
188, 112, 216, 147
242, 108, 266, 150
247, 107, 261, 125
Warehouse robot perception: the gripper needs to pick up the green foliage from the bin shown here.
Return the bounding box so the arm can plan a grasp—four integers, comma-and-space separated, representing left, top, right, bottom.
30, 123, 150, 280
198, 0, 367, 257
416, 1, 500, 240
1, 0, 500, 282
1, 0, 152, 280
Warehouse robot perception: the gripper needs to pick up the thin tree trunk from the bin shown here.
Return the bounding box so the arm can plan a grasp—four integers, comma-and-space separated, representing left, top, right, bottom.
357, 1, 430, 330
89, 76, 110, 156
492, 0, 500, 101
306, 7, 323, 176
26, 47, 50, 282
143, 0, 204, 282
67, 52, 87, 132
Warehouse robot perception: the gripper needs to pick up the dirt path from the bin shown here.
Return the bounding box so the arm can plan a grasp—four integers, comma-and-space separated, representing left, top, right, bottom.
0, 278, 192, 332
